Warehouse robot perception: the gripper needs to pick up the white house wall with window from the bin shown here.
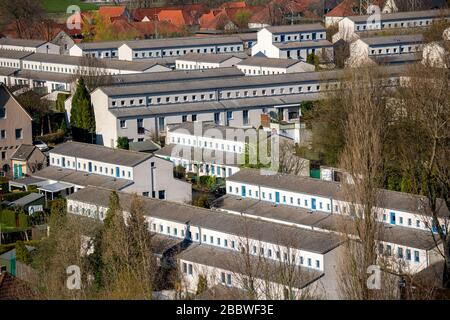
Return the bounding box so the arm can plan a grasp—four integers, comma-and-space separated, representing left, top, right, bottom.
66, 186, 343, 298
43, 141, 191, 203
0, 38, 60, 54
175, 53, 243, 70
222, 169, 448, 273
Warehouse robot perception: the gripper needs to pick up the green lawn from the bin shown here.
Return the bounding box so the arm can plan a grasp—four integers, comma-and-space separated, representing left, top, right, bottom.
40, 0, 99, 13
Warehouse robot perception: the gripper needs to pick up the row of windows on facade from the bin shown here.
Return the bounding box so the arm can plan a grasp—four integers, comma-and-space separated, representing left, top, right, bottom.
21, 63, 121, 75
241, 68, 286, 75
355, 19, 433, 31
233, 185, 429, 231
110, 84, 326, 107
379, 243, 421, 263
51, 156, 133, 179
0, 61, 20, 68
182, 263, 234, 287
152, 223, 321, 269
177, 63, 221, 70
174, 160, 234, 177
230, 185, 341, 213
132, 46, 243, 58
171, 136, 243, 153
273, 32, 325, 42
0, 127, 24, 140
369, 45, 421, 56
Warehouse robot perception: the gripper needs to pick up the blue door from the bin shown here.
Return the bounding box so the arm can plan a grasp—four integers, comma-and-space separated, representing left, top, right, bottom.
88, 162, 92, 173
390, 212, 396, 225
311, 198, 316, 210
275, 192, 280, 203
241, 186, 246, 197
280, 35, 285, 42
312, 32, 316, 40
116, 167, 120, 178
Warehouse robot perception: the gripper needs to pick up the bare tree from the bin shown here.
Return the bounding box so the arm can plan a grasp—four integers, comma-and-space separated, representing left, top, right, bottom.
74, 56, 114, 91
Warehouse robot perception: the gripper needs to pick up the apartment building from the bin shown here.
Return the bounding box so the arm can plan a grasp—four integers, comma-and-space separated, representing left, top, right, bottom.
88, 65, 407, 148
220, 168, 448, 273
175, 53, 244, 70
66, 186, 344, 299
236, 56, 315, 75
251, 24, 333, 61
0, 38, 60, 54
11, 141, 191, 203
155, 122, 247, 178
0, 84, 32, 176
347, 34, 424, 67
336, 9, 450, 41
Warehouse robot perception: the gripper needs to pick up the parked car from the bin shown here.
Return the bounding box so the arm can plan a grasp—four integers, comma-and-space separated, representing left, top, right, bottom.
33, 140, 49, 152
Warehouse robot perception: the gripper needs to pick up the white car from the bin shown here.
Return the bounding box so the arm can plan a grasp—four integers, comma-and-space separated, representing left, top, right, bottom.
33, 140, 49, 152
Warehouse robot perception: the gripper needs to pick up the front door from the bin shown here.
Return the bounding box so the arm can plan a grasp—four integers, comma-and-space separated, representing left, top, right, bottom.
88, 162, 92, 173
275, 191, 280, 203
116, 167, 120, 178
312, 198, 317, 210
312, 32, 316, 40
241, 186, 246, 197
390, 212, 396, 225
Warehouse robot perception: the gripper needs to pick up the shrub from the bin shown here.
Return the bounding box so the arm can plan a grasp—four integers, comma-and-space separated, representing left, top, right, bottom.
1, 191, 31, 202
36, 129, 65, 145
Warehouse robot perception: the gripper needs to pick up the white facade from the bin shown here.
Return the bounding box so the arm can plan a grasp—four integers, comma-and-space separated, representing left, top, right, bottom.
236, 60, 315, 75
175, 56, 243, 70
0, 41, 60, 54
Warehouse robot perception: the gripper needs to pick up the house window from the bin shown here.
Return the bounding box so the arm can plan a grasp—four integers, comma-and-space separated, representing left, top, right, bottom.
226, 274, 232, 285
398, 247, 403, 259
182, 262, 187, 273
414, 251, 420, 263
406, 249, 411, 260
120, 120, 126, 128
221, 272, 226, 283
0, 130, 5, 139
0, 107, 5, 118
15, 128, 23, 140
188, 264, 193, 275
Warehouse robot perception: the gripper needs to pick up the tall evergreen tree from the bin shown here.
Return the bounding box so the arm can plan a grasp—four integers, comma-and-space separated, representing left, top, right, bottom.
71, 78, 96, 143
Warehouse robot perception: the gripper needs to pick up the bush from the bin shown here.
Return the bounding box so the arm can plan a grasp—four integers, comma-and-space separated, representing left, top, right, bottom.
192, 195, 210, 209
37, 129, 65, 145
1, 191, 31, 202
55, 93, 70, 113
0, 209, 17, 227
174, 165, 186, 179
117, 137, 129, 150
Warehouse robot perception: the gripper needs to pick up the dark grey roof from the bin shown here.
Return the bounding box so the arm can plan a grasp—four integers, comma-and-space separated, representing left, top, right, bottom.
361, 34, 424, 46
214, 195, 439, 251
176, 53, 245, 63
9, 176, 47, 187
178, 244, 324, 289
0, 38, 47, 48
370, 53, 422, 65
99, 65, 407, 97
108, 94, 319, 117
0, 67, 19, 76
50, 141, 152, 167
14, 70, 74, 83
110, 67, 244, 86
275, 40, 333, 49
67, 186, 343, 254
10, 144, 38, 161
76, 41, 124, 50
237, 56, 304, 68
265, 23, 326, 34
348, 9, 450, 23
0, 49, 34, 60
123, 36, 243, 50
23, 53, 165, 72
129, 140, 160, 153
33, 166, 133, 190
9, 193, 44, 206
228, 168, 450, 218
155, 144, 242, 167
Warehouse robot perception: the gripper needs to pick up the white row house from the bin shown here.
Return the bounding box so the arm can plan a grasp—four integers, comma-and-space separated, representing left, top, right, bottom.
66, 186, 344, 299
347, 34, 424, 67
0, 38, 60, 54
155, 122, 249, 178
86, 65, 407, 148
70, 36, 245, 61
219, 168, 449, 273
236, 56, 315, 75
10, 141, 191, 203
336, 9, 450, 42
175, 53, 244, 70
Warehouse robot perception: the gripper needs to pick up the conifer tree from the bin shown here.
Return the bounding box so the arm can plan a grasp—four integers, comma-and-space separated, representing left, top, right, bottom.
71, 78, 96, 143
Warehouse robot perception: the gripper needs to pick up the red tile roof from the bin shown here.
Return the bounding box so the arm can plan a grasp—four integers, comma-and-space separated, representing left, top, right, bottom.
220, 1, 247, 9
98, 6, 127, 19
157, 9, 187, 27
0, 272, 36, 300
325, 0, 359, 17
